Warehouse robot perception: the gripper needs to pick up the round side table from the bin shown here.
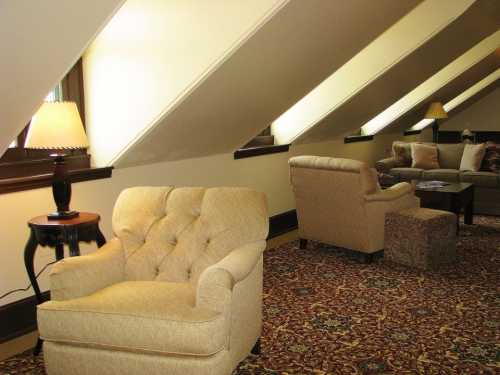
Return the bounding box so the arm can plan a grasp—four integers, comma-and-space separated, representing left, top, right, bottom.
24, 212, 106, 355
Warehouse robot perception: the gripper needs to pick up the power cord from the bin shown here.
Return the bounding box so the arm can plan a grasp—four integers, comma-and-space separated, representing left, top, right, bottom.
0, 260, 58, 301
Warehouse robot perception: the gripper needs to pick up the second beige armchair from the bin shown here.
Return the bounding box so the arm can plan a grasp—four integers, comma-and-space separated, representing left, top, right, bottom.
289, 156, 419, 261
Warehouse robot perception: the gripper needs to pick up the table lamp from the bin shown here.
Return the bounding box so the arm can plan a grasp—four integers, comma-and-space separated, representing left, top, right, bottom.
424, 102, 448, 143
25, 101, 89, 220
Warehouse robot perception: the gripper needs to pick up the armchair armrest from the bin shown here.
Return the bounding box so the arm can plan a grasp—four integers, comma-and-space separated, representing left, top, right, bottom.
196, 240, 266, 313
365, 182, 413, 202
50, 237, 125, 301
375, 157, 399, 174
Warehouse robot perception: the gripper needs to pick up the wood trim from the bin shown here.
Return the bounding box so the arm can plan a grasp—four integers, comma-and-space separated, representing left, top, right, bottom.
344, 135, 374, 143
0, 291, 49, 344
62, 58, 86, 126
234, 144, 290, 159
268, 209, 297, 239
3, 58, 88, 165
437, 130, 500, 144
404, 130, 421, 136
0, 153, 90, 179
0, 148, 87, 164
0, 167, 113, 195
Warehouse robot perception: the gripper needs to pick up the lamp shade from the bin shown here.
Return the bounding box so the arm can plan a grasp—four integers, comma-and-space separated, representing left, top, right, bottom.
424, 102, 448, 119
25, 102, 89, 149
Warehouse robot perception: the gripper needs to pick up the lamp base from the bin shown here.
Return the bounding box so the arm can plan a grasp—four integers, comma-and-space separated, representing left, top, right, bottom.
47, 211, 79, 220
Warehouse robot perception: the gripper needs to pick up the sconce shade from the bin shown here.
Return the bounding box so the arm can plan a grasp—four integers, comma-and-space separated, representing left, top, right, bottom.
25, 102, 89, 149
424, 102, 448, 120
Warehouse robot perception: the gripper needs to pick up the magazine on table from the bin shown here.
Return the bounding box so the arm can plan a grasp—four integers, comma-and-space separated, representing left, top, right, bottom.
415, 180, 450, 190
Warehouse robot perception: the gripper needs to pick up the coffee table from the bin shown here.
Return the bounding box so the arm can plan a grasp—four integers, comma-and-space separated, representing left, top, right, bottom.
413, 181, 474, 233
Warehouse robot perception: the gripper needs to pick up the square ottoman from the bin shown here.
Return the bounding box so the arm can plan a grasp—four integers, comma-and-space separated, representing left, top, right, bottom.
385, 207, 457, 270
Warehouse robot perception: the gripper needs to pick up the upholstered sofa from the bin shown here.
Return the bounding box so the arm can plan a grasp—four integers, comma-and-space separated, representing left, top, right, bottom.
376, 142, 500, 215
289, 156, 419, 262
38, 186, 268, 375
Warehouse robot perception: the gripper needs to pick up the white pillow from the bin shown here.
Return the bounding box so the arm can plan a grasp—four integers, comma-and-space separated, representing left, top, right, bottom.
460, 143, 486, 171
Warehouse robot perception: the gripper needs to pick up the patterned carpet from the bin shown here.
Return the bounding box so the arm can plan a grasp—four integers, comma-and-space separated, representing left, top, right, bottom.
2, 216, 499, 374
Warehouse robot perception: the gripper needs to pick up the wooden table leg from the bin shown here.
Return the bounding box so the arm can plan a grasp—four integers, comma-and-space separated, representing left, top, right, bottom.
95, 225, 106, 248
68, 229, 80, 257
23, 229, 42, 304
449, 196, 462, 234
55, 243, 64, 261
464, 198, 474, 225
23, 229, 44, 356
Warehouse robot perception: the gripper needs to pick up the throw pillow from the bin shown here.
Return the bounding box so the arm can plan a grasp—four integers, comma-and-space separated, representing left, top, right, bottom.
392, 141, 412, 167
480, 142, 500, 173
436, 143, 465, 169
411, 143, 439, 169
460, 143, 486, 172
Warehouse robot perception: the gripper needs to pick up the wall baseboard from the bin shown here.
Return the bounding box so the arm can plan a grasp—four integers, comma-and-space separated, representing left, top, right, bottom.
0, 209, 299, 344
268, 209, 298, 239
0, 291, 49, 344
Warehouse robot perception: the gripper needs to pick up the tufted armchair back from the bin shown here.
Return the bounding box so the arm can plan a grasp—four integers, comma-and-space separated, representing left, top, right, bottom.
112, 186, 269, 284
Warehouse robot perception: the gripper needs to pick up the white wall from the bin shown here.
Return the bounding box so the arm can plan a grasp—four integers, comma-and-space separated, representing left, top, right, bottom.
85, 0, 418, 168
84, 0, 286, 167
0, 133, 400, 306
0, 0, 125, 154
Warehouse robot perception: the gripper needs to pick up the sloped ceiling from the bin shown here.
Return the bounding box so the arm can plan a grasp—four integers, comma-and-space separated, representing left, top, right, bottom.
297, 0, 500, 143
381, 50, 500, 134
440, 83, 499, 130
113, 0, 420, 167
0, 0, 125, 154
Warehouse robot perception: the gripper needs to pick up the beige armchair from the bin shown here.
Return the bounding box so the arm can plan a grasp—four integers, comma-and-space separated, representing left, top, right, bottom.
289, 156, 419, 261
38, 186, 268, 375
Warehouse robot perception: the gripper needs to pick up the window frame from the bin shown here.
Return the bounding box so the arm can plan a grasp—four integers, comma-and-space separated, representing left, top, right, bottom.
0, 59, 113, 193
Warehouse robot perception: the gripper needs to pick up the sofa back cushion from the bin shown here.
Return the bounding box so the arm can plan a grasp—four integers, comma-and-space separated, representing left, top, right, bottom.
411, 143, 439, 169
112, 186, 268, 284
437, 143, 465, 169
460, 143, 487, 172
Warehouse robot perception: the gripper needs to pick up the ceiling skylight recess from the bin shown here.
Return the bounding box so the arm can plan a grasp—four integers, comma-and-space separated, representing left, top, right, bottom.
409, 68, 500, 131
360, 29, 500, 136
271, 0, 475, 145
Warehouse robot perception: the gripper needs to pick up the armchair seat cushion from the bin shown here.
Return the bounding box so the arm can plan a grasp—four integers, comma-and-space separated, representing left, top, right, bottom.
422, 169, 460, 182
38, 281, 228, 357
390, 167, 424, 180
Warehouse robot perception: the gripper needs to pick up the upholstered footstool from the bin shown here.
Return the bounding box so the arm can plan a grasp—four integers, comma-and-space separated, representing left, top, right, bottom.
385, 207, 457, 270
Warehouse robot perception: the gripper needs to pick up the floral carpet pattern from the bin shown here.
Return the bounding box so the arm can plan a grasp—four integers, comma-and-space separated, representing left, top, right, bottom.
2, 216, 499, 374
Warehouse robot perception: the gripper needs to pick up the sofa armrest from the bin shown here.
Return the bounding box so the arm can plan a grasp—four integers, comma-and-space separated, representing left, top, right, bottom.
196, 240, 265, 313
365, 182, 413, 202
50, 238, 125, 301
375, 157, 399, 174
